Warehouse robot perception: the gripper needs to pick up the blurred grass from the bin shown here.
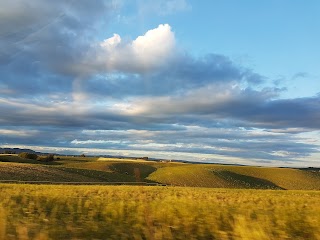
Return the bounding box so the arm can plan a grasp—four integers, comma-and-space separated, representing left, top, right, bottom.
0, 184, 319, 239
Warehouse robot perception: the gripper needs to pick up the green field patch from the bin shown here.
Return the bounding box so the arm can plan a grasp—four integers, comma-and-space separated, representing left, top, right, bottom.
57, 167, 137, 182
61, 161, 113, 172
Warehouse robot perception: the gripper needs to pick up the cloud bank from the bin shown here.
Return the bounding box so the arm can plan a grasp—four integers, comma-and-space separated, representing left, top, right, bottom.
0, 0, 319, 167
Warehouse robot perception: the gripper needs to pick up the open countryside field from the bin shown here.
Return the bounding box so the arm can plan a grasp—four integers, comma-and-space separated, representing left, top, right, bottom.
0, 154, 320, 190
0, 154, 320, 239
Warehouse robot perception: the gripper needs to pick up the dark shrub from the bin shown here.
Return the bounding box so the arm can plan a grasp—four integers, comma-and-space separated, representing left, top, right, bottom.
37, 154, 55, 162
46, 154, 55, 161
18, 152, 38, 160
4, 150, 15, 154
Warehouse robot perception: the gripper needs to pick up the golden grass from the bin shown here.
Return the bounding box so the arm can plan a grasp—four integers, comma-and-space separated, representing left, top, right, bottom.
97, 157, 151, 163
61, 161, 114, 172
0, 184, 319, 239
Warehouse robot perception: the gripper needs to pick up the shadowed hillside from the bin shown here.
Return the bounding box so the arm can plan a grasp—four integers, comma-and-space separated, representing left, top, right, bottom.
147, 164, 320, 190
1, 155, 320, 189
0, 162, 137, 182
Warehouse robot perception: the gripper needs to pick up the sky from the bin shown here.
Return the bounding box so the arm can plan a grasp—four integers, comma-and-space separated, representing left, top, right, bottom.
0, 0, 320, 167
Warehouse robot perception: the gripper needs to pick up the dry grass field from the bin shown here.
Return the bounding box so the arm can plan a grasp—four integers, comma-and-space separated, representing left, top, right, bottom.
0, 184, 320, 240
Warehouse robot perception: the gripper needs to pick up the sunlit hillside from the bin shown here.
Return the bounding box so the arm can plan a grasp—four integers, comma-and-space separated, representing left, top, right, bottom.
0, 155, 319, 190
148, 164, 320, 190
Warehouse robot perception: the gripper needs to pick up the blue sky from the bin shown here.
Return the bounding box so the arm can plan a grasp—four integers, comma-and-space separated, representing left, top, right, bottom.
0, 0, 319, 167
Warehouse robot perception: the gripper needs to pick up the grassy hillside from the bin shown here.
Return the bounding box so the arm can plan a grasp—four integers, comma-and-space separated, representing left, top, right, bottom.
0, 184, 319, 239
0, 162, 139, 183
147, 164, 320, 190
0, 154, 58, 165
1, 154, 320, 189
0, 155, 142, 183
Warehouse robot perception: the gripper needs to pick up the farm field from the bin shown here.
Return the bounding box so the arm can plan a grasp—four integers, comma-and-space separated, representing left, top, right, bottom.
0, 154, 320, 190
0, 155, 320, 239
0, 184, 320, 240
2, 1, 320, 240
147, 164, 320, 190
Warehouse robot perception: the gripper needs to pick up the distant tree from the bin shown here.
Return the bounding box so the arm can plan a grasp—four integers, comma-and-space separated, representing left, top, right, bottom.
141, 157, 148, 160
46, 154, 55, 162
18, 152, 38, 160
80, 154, 86, 157
36, 154, 55, 162
4, 150, 15, 154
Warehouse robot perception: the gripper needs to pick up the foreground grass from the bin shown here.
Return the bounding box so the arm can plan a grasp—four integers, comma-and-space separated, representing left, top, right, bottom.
0, 184, 319, 240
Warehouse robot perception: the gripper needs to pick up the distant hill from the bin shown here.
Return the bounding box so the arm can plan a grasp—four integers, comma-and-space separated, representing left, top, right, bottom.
0, 147, 38, 154
0, 154, 319, 190
147, 164, 320, 190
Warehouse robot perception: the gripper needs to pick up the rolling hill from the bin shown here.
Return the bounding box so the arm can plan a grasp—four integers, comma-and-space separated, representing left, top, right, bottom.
0, 154, 319, 190
147, 164, 320, 190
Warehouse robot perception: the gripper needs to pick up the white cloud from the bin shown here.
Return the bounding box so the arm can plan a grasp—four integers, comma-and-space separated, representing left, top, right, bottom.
132, 24, 175, 64
101, 34, 121, 51
99, 24, 176, 73
71, 139, 123, 145
0, 129, 37, 137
